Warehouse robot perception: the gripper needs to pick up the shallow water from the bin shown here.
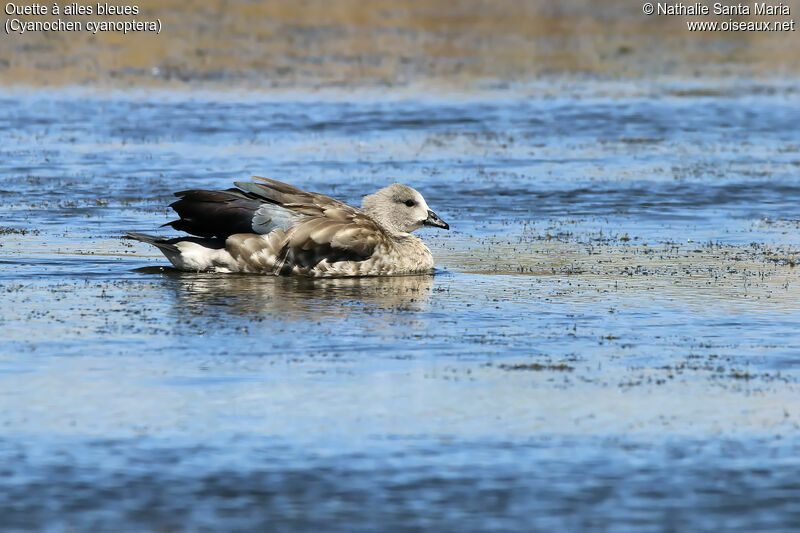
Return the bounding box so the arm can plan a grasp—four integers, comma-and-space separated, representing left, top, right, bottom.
1, 81, 800, 530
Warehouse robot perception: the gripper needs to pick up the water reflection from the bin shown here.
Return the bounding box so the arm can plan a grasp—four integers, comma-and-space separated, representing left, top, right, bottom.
136, 267, 435, 320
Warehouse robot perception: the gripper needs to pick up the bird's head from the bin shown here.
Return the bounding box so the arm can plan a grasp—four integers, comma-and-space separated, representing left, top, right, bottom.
362, 183, 449, 234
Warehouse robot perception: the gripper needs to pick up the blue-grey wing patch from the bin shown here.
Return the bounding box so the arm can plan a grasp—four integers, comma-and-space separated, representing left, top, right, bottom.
251, 203, 299, 234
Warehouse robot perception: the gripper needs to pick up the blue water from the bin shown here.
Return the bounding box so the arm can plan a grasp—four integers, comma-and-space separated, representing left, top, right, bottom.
1, 81, 799, 530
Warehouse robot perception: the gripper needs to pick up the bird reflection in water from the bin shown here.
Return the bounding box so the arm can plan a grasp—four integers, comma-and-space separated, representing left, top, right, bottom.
136, 267, 435, 321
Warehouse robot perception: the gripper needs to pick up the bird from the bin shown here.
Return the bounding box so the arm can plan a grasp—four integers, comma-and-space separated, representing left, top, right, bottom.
126, 177, 449, 277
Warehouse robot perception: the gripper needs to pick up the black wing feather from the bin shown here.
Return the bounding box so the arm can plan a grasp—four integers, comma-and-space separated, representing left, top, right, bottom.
165, 189, 261, 239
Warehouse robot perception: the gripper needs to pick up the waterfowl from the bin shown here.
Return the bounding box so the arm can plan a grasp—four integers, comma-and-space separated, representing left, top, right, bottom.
126, 177, 449, 277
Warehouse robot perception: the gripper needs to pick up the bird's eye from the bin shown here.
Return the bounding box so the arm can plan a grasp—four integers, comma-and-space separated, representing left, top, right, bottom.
404, 200, 415, 207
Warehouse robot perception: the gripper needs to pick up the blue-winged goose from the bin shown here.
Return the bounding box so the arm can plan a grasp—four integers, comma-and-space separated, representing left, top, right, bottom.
127, 177, 449, 277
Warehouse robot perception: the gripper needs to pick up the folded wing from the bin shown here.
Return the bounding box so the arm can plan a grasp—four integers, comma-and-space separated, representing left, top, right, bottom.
168, 177, 390, 270
165, 188, 261, 239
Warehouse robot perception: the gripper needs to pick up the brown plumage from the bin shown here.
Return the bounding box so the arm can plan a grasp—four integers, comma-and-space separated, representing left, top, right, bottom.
126, 177, 449, 277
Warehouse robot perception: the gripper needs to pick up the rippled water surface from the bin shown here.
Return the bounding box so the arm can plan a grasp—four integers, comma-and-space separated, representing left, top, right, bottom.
1, 82, 800, 531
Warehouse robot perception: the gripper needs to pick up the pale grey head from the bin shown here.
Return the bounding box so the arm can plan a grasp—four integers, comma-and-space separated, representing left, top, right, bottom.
361, 183, 449, 235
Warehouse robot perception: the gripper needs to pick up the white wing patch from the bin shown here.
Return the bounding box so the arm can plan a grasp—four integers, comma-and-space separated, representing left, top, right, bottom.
252, 203, 298, 234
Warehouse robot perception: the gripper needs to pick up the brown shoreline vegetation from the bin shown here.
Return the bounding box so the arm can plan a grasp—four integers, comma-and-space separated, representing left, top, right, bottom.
2, 0, 800, 88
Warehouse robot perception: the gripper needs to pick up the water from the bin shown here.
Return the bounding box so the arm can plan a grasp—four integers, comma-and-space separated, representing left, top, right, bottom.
1, 80, 800, 531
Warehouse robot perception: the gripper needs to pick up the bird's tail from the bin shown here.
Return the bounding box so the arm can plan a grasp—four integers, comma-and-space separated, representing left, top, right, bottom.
124, 232, 230, 271
124, 232, 180, 254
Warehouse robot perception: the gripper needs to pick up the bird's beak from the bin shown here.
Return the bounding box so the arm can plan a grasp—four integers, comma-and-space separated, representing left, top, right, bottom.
423, 209, 449, 230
